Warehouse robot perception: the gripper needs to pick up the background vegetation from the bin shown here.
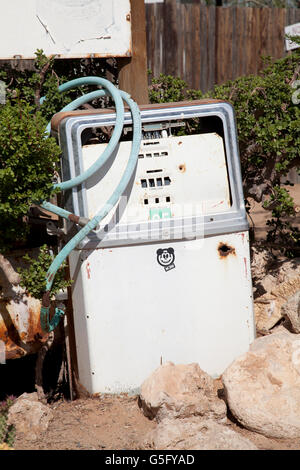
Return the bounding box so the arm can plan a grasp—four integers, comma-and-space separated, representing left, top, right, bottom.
149, 43, 300, 255
0, 396, 15, 448
0, 43, 299, 299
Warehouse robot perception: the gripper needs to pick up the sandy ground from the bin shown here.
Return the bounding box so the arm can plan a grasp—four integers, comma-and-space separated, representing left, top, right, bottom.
13, 395, 156, 451
13, 386, 300, 451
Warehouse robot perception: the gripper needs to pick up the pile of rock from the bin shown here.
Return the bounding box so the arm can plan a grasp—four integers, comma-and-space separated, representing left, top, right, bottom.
252, 253, 300, 333
7, 392, 53, 442
222, 329, 300, 439
139, 362, 257, 450
139, 326, 300, 449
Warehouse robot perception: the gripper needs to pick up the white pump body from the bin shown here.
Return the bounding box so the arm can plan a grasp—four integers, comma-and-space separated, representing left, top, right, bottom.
57, 101, 255, 394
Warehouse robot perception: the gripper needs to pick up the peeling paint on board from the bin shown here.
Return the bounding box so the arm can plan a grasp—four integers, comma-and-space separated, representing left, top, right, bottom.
0, 0, 131, 59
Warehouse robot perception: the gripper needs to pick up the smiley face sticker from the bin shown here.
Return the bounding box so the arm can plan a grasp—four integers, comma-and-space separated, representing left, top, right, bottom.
156, 247, 175, 272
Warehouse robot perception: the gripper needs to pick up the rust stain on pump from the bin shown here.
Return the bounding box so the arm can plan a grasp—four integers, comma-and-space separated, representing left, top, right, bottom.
86, 262, 91, 280
218, 242, 236, 258
244, 257, 248, 277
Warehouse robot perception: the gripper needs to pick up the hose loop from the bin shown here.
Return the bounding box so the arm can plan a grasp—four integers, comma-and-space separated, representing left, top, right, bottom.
39, 77, 141, 332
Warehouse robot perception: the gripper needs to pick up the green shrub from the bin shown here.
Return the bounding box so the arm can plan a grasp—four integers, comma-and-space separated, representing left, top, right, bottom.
0, 50, 107, 297
148, 46, 300, 254
0, 100, 61, 251
148, 72, 203, 103
0, 397, 15, 448
0, 50, 108, 121
207, 53, 300, 203
17, 245, 72, 300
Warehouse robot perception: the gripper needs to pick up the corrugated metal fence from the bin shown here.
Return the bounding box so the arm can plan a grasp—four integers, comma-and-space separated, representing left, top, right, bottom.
145, 3, 300, 92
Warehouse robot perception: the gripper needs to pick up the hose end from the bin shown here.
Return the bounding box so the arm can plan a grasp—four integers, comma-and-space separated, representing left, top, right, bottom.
41, 291, 65, 332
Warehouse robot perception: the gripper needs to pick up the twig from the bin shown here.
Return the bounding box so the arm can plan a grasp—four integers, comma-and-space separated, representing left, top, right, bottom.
289, 64, 300, 86
34, 60, 52, 110
35, 332, 55, 403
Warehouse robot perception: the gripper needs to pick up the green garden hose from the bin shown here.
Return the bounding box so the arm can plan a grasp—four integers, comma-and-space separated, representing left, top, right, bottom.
39, 77, 142, 332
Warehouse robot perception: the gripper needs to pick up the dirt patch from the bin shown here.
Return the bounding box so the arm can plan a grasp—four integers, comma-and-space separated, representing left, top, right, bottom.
12, 383, 300, 450
13, 394, 156, 450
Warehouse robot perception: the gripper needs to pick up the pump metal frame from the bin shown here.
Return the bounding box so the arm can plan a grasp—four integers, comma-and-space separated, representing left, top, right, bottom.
57, 101, 248, 249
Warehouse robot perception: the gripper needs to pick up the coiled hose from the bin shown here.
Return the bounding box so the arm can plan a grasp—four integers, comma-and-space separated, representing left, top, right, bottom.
39, 77, 142, 332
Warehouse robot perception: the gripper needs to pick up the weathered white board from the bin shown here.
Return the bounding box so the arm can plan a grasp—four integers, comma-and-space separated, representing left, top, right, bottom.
0, 0, 132, 59
285, 23, 300, 51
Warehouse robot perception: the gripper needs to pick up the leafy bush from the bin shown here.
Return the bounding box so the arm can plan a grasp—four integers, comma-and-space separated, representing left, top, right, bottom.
0, 100, 61, 251
0, 51, 112, 253
149, 46, 300, 254
208, 53, 300, 203
0, 50, 109, 122
0, 396, 15, 448
148, 72, 203, 103
17, 245, 72, 300
0, 50, 110, 297
263, 186, 299, 256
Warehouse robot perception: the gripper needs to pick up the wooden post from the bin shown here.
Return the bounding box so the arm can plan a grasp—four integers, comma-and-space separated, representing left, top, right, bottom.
118, 0, 149, 104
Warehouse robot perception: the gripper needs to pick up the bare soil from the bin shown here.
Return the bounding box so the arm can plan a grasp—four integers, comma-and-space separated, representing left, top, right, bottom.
13, 384, 300, 451
13, 394, 156, 451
